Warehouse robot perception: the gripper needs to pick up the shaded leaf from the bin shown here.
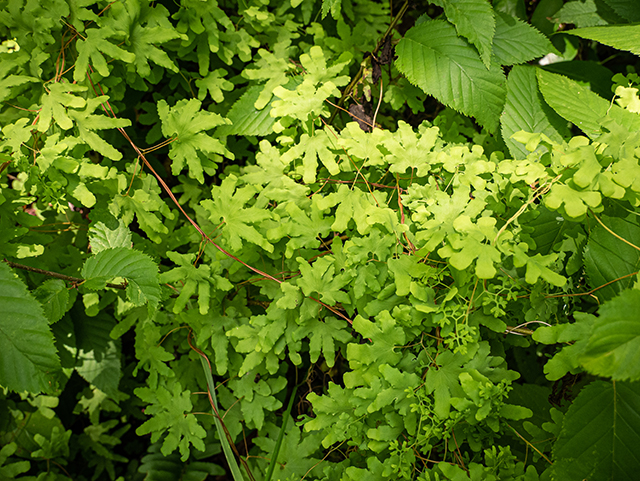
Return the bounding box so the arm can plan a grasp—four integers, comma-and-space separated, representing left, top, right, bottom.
580, 289, 640, 381
553, 380, 640, 480
0, 263, 60, 393
583, 214, 640, 302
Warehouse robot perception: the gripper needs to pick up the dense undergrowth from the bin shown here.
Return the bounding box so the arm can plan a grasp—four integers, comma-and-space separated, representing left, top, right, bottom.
1, 0, 640, 479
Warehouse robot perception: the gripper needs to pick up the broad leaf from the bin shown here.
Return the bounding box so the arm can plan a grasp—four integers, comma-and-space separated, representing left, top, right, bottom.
501, 66, 568, 158
583, 214, 640, 302
601, 0, 640, 21
554, 0, 625, 27
553, 380, 640, 480
492, 12, 556, 66
89, 220, 132, 253
81, 247, 161, 308
33, 279, 70, 324
0, 263, 60, 393
216, 85, 276, 136
431, 0, 496, 68
580, 290, 640, 381
396, 20, 506, 132
76, 340, 122, 396
537, 69, 640, 137
566, 24, 640, 56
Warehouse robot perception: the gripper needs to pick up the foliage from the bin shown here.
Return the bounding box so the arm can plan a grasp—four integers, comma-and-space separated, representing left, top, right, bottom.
1, 0, 640, 479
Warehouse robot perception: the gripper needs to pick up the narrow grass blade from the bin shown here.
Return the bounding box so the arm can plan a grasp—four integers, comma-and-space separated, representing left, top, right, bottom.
265, 383, 298, 481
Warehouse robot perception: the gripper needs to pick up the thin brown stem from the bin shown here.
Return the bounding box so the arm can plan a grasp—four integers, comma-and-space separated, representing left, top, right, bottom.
4, 259, 127, 289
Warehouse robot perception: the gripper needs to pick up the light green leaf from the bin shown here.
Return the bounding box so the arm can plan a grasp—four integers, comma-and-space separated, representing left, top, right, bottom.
201, 174, 273, 253
321, 0, 342, 19
537, 69, 640, 138
157, 98, 232, 183
431, 0, 496, 68
396, 20, 506, 133
493, 12, 557, 66
553, 380, 640, 480
37, 83, 87, 132
0, 263, 60, 393
81, 247, 161, 308
89, 220, 132, 253
580, 290, 640, 381
566, 24, 640, 56
67, 97, 131, 160
216, 85, 276, 137
74, 26, 136, 81
501, 66, 567, 158
308, 317, 351, 367
195, 68, 233, 103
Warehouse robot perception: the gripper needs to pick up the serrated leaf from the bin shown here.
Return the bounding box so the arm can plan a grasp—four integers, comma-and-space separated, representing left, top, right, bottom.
493, 12, 556, 66
431, 0, 495, 68
537, 69, 640, 138
216, 85, 276, 137
0, 263, 60, 393
601, 0, 640, 22
81, 247, 160, 308
501, 66, 568, 158
554, 0, 624, 27
583, 214, 640, 302
157, 98, 232, 183
396, 20, 506, 133
74, 26, 136, 81
33, 279, 70, 324
566, 24, 640, 56
76, 340, 122, 396
553, 380, 640, 480
579, 290, 640, 381
89, 220, 132, 253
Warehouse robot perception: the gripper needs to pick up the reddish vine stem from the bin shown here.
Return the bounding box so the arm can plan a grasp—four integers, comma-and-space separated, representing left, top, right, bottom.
83, 69, 357, 325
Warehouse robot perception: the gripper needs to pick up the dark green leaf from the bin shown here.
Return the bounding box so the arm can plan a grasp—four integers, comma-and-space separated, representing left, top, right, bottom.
553, 380, 640, 480
0, 263, 60, 393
